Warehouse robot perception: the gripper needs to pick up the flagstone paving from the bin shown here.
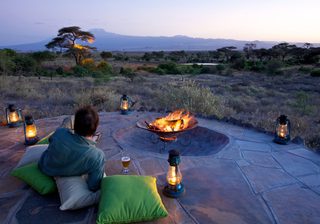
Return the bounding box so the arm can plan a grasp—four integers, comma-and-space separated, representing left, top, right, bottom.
0, 111, 320, 224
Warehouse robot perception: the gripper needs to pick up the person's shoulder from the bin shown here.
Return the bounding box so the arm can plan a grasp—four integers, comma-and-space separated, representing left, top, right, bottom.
89, 146, 105, 160
54, 127, 70, 135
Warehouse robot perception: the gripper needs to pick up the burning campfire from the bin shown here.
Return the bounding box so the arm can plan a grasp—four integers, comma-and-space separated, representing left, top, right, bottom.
138, 110, 198, 142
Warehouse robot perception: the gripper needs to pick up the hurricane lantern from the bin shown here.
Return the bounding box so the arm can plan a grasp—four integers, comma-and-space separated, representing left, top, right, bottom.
274, 115, 291, 144
120, 94, 133, 115
24, 115, 39, 145
5, 104, 23, 128
163, 149, 184, 198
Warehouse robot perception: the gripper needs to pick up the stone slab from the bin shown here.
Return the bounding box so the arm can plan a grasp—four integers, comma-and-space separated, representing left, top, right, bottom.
241, 165, 297, 194
236, 140, 271, 152
178, 162, 273, 224
272, 151, 320, 177
15, 191, 92, 224
263, 184, 320, 224
242, 151, 281, 168
297, 173, 320, 188
0, 192, 25, 224
288, 148, 320, 166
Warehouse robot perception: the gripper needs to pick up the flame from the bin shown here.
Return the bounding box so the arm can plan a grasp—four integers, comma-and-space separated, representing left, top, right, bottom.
26, 124, 37, 138
148, 110, 195, 132
9, 111, 19, 123
277, 124, 288, 138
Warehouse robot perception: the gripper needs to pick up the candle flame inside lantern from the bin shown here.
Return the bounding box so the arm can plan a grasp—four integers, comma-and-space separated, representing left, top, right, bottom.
26, 124, 37, 138
9, 111, 19, 123
277, 124, 288, 138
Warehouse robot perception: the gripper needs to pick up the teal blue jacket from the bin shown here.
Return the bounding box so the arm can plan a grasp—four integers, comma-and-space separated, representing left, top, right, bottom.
38, 128, 105, 191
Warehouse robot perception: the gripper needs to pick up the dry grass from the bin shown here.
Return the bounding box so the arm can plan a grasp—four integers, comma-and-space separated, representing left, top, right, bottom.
1, 70, 319, 151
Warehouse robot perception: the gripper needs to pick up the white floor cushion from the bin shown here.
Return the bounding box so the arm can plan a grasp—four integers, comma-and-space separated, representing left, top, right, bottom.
55, 176, 100, 210
16, 144, 48, 168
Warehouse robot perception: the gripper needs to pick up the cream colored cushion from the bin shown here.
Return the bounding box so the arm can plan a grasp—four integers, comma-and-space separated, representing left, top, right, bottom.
55, 176, 100, 211
16, 144, 48, 168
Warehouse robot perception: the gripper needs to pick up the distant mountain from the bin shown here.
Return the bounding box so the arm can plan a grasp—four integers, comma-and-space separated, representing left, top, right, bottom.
0, 29, 317, 52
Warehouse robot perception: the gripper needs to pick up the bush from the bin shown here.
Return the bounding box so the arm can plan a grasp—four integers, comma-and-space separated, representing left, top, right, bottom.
96, 61, 113, 74
153, 67, 166, 75
72, 65, 89, 77
1, 48, 17, 57
250, 63, 266, 72
231, 58, 246, 70
120, 67, 136, 81
310, 69, 320, 77
298, 66, 312, 73
31, 51, 56, 62
56, 67, 64, 75
154, 80, 223, 118
100, 51, 113, 60
158, 62, 181, 74
0, 52, 16, 75
266, 60, 283, 75
81, 58, 95, 70
216, 64, 226, 74
13, 55, 37, 73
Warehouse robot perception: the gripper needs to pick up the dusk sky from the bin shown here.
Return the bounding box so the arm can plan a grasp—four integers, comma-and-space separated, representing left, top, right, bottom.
1, 0, 319, 46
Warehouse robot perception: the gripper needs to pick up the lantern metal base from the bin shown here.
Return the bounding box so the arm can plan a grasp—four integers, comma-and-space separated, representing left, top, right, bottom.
121, 110, 132, 115
163, 183, 185, 198
7, 122, 23, 128
273, 136, 290, 145
25, 137, 39, 146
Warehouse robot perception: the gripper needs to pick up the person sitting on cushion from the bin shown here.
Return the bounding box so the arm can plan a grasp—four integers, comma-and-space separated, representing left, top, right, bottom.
38, 106, 105, 191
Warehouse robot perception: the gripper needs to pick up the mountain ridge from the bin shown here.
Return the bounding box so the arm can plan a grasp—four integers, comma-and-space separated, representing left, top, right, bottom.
1, 29, 317, 52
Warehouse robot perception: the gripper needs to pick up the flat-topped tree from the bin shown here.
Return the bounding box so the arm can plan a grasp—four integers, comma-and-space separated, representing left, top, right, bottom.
46, 26, 96, 65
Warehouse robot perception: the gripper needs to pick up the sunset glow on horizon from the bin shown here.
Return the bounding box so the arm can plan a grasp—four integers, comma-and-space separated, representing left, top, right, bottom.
1, 0, 319, 45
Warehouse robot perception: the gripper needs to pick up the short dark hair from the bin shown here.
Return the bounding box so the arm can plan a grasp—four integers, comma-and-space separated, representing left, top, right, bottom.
74, 106, 99, 137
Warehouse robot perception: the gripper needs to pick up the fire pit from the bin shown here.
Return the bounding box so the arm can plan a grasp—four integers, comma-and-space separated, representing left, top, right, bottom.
137, 110, 198, 142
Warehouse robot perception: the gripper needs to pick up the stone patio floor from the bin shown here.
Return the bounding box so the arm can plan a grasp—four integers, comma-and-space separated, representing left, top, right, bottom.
1, 111, 320, 224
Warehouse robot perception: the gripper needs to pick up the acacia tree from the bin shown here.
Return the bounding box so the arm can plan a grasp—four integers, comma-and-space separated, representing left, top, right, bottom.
243, 43, 256, 60
46, 26, 96, 65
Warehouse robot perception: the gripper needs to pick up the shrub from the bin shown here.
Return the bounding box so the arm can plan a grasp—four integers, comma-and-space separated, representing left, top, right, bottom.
13, 55, 37, 73
72, 65, 89, 77
298, 66, 312, 73
81, 58, 95, 70
154, 80, 223, 118
310, 69, 320, 77
56, 67, 64, 75
266, 60, 283, 75
1, 48, 17, 57
153, 67, 166, 75
158, 62, 181, 74
31, 51, 56, 62
120, 67, 136, 81
231, 58, 246, 70
96, 61, 113, 74
216, 64, 225, 74
100, 51, 113, 60
0, 52, 16, 75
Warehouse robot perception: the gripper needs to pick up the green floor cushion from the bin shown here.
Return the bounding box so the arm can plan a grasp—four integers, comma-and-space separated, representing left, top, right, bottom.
36, 131, 54, 145
55, 176, 100, 211
97, 175, 168, 224
15, 144, 48, 168
11, 163, 56, 195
